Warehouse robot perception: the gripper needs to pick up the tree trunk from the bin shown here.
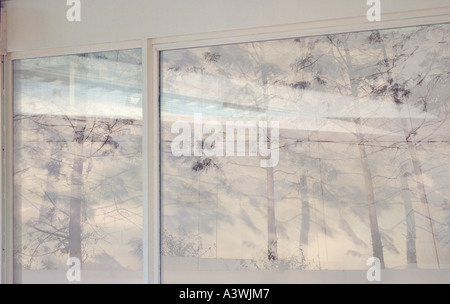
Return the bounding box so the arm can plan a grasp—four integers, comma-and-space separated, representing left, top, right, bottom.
267, 166, 278, 260
378, 38, 438, 268
69, 121, 85, 266
260, 50, 278, 261
39, 158, 59, 223
399, 117, 440, 267
399, 166, 417, 267
357, 134, 385, 268
299, 175, 310, 256
379, 41, 423, 268
343, 44, 385, 268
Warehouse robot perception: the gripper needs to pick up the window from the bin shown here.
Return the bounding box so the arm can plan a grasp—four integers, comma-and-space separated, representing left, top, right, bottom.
160, 23, 450, 283
13, 49, 143, 283
6, 21, 450, 284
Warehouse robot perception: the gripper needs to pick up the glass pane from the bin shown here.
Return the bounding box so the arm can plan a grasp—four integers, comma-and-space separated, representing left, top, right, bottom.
160, 23, 450, 283
13, 49, 143, 283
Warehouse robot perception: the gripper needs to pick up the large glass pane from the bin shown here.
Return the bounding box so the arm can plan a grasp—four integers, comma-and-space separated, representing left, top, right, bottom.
13, 49, 143, 283
160, 24, 450, 283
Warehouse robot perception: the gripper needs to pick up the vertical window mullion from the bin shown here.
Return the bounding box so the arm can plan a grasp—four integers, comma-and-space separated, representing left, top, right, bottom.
2, 54, 13, 284
143, 39, 161, 284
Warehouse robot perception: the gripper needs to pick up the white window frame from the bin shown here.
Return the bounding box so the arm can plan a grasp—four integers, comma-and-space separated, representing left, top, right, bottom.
0, 5, 6, 284
151, 9, 450, 284
2, 6, 450, 284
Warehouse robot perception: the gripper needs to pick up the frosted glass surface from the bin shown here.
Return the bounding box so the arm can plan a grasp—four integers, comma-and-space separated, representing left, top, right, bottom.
160, 24, 450, 283
13, 49, 143, 284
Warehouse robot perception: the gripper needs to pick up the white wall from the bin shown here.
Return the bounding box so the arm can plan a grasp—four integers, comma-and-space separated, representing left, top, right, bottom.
6, 0, 450, 52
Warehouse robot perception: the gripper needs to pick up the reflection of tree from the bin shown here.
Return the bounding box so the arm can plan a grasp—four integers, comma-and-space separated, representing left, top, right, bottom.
15, 114, 141, 269
440, 199, 450, 250
399, 164, 417, 266
286, 25, 449, 267
160, 23, 450, 272
163, 46, 282, 261
162, 228, 213, 257
365, 27, 450, 267
300, 33, 386, 267
14, 50, 143, 271
69, 118, 85, 265
222, 43, 282, 260
288, 38, 344, 260
239, 248, 319, 271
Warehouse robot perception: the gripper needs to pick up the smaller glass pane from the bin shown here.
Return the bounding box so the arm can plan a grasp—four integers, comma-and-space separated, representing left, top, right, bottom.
13, 49, 143, 283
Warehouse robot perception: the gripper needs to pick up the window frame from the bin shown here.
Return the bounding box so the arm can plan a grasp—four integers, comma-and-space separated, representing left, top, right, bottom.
2, 40, 155, 284
2, 7, 450, 283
